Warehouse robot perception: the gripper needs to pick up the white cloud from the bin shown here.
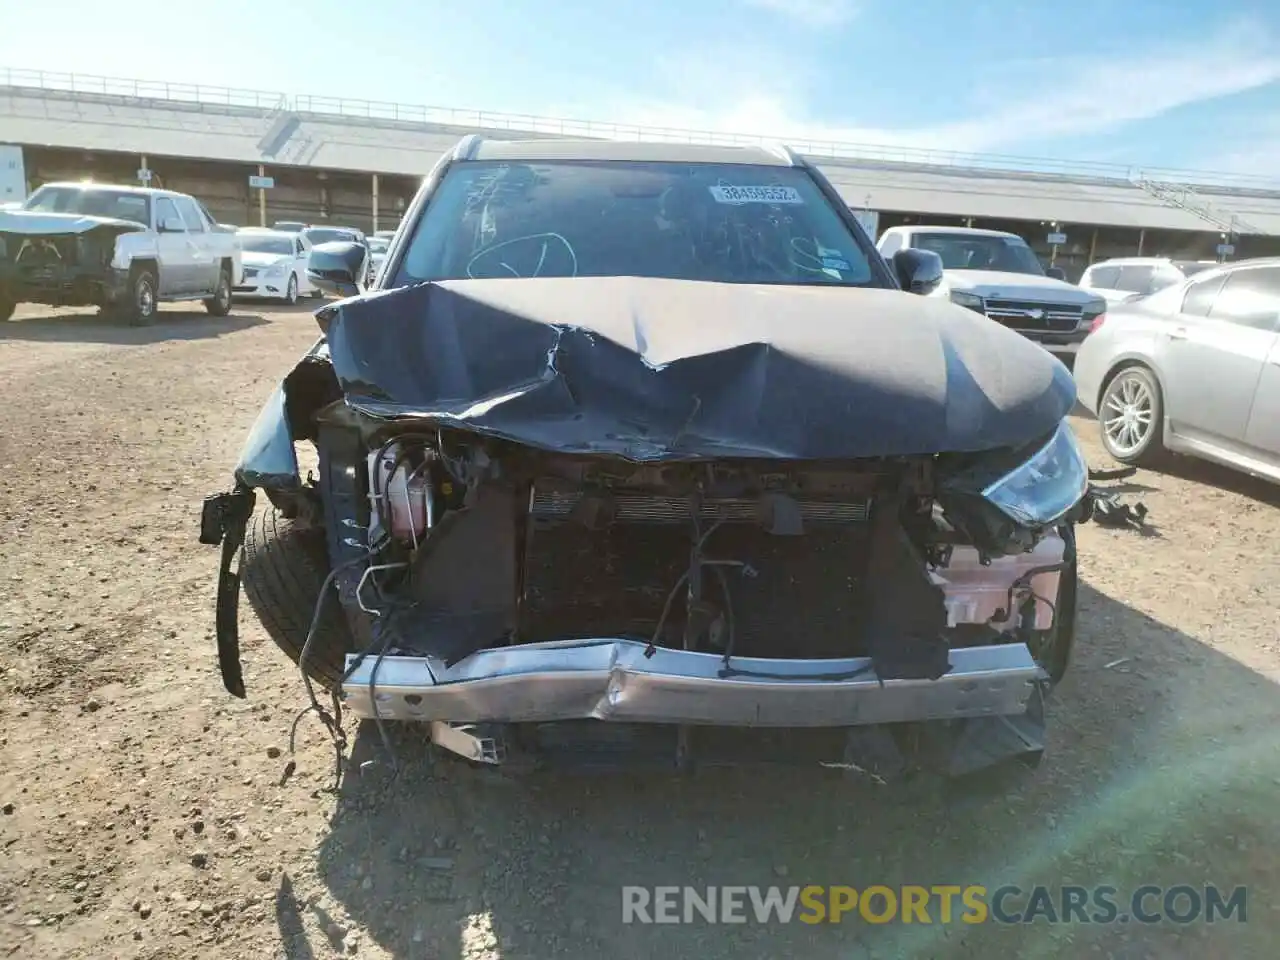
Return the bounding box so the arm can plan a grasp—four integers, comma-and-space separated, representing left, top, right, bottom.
592, 22, 1280, 170
740, 0, 860, 29
1202, 129, 1280, 180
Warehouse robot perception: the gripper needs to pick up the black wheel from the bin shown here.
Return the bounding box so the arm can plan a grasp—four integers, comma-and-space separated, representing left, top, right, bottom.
121, 267, 158, 326
0, 294, 15, 322
1098, 365, 1164, 464
241, 507, 354, 689
285, 274, 298, 305
204, 265, 233, 317
1029, 523, 1077, 687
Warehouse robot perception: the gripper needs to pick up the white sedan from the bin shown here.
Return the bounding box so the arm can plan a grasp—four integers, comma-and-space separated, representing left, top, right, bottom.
233, 229, 317, 303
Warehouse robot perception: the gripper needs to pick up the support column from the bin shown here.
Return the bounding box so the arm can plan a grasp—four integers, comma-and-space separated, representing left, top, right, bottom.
1088, 227, 1098, 264
1136, 228, 1145, 256
139, 155, 149, 187
372, 173, 380, 233
258, 163, 267, 227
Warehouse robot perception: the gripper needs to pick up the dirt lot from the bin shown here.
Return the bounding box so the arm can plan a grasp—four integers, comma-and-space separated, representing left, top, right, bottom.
1, 302, 1278, 960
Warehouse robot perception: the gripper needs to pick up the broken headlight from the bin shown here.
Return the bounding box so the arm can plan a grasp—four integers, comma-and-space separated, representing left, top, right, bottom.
982, 421, 1087, 526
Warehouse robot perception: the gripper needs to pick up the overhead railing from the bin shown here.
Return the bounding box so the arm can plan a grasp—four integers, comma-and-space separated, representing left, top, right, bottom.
3, 65, 1279, 195
0, 67, 286, 112
1133, 178, 1265, 235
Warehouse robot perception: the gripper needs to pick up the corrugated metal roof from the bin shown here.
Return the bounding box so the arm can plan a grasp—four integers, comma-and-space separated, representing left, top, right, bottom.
4, 84, 1278, 235
818, 159, 1208, 231
1, 87, 275, 165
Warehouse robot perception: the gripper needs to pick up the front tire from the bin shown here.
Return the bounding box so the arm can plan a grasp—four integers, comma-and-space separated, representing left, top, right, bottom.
204, 265, 233, 317
285, 274, 298, 305
119, 267, 158, 326
1098, 364, 1164, 464
0, 293, 15, 323
241, 507, 354, 690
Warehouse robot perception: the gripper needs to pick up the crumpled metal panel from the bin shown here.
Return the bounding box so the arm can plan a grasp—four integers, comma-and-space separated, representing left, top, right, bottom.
341, 639, 1041, 727
323, 276, 1075, 462
233, 382, 301, 490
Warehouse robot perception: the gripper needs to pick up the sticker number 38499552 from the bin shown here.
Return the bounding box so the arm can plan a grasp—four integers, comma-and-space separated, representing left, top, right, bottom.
708, 185, 805, 205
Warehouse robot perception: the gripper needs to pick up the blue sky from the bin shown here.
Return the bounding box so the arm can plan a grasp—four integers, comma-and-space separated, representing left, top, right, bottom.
3, 0, 1280, 176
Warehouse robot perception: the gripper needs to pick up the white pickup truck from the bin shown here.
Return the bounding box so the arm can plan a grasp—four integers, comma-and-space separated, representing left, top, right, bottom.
0, 182, 242, 325
877, 225, 1106, 357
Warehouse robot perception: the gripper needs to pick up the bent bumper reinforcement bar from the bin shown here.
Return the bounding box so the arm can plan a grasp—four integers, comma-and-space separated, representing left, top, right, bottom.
340, 639, 1042, 728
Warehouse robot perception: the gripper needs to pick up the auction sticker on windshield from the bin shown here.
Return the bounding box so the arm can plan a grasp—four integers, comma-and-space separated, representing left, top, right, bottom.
709, 185, 805, 205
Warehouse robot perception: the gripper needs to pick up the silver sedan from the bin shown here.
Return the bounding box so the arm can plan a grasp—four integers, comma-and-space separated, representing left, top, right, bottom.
1073, 257, 1280, 483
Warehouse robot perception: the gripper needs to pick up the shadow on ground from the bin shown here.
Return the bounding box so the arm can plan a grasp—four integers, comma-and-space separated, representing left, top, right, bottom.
1069, 409, 1280, 508
0, 309, 270, 344
1145, 456, 1280, 509
314, 583, 1278, 959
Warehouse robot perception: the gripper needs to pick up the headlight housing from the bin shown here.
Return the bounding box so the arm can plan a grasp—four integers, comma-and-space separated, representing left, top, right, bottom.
982, 421, 1088, 526
950, 290, 985, 311
266, 262, 289, 277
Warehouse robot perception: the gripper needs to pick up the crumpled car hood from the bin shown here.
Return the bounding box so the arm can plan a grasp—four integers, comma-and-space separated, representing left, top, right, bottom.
0, 209, 147, 237
323, 276, 1076, 461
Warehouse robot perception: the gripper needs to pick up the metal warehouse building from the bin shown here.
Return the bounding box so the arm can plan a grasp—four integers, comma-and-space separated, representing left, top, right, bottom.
4, 67, 1280, 281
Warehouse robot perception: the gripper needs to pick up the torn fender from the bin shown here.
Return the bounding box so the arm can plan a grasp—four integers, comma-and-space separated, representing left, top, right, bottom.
233, 338, 340, 491
234, 382, 301, 491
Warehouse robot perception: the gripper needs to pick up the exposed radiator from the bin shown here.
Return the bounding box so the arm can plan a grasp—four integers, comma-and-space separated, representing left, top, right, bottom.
528, 490, 872, 525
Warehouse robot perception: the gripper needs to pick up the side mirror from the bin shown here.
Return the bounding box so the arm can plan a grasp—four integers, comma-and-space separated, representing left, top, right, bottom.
891, 248, 944, 296
307, 241, 369, 298
1045, 266, 1068, 281
158, 217, 185, 233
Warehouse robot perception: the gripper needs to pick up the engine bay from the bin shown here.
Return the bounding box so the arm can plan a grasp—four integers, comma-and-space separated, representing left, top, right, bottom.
312, 425, 1069, 680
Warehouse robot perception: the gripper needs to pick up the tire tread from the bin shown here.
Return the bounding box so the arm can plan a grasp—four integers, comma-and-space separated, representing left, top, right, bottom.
241, 506, 351, 688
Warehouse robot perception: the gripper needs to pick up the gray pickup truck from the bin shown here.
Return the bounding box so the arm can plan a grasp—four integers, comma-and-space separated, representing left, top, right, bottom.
0, 182, 242, 324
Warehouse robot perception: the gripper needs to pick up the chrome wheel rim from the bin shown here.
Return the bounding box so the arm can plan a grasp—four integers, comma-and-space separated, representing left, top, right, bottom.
1102, 373, 1154, 456
287, 276, 297, 303
137, 278, 155, 317
218, 276, 230, 309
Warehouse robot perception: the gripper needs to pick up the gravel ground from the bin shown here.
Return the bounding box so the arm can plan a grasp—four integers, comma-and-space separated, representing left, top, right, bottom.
1, 302, 1277, 960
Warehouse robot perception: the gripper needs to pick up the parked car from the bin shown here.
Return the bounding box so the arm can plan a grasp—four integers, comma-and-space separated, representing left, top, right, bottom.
0, 182, 240, 324
272, 221, 309, 233
1074, 257, 1280, 480
201, 138, 1091, 781
372, 229, 397, 241
233, 228, 317, 304
877, 226, 1106, 358
1078, 257, 1216, 306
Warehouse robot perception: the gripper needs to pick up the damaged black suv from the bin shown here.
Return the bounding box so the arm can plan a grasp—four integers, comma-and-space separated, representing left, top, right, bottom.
201, 138, 1088, 781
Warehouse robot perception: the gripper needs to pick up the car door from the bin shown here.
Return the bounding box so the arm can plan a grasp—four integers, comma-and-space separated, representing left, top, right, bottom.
152, 196, 193, 295
173, 195, 217, 294
1158, 266, 1278, 448
1237, 268, 1280, 457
